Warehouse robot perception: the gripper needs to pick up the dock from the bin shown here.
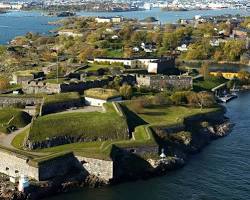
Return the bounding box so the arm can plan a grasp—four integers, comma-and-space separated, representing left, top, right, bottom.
217, 94, 238, 103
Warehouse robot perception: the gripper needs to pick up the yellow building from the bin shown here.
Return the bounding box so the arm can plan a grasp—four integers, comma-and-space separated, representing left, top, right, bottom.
210, 72, 239, 80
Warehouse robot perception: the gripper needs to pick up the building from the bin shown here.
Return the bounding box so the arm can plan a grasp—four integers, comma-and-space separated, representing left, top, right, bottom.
147, 57, 177, 74
12, 70, 45, 84
136, 74, 193, 90
177, 44, 188, 52
91, 57, 177, 74
210, 72, 239, 80
95, 16, 123, 23
233, 28, 250, 39
58, 30, 83, 37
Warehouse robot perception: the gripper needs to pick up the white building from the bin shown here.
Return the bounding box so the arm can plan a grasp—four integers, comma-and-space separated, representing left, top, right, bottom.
58, 30, 83, 37
91, 57, 175, 74
95, 16, 123, 23
177, 44, 188, 52
85, 96, 122, 107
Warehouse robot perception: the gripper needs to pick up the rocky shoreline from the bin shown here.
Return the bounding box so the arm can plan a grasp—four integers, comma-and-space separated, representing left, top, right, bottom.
0, 113, 233, 200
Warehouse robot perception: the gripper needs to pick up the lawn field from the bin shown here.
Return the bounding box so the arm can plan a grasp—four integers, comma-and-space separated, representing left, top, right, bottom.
12, 103, 221, 160
193, 76, 227, 92
43, 92, 82, 105
0, 108, 32, 133
29, 103, 128, 142
130, 105, 220, 126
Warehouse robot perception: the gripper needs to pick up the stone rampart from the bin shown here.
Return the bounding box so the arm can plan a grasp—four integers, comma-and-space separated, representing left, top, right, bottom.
0, 148, 114, 182
0, 96, 42, 107
22, 74, 136, 94
41, 99, 84, 115
76, 156, 113, 181
0, 150, 39, 180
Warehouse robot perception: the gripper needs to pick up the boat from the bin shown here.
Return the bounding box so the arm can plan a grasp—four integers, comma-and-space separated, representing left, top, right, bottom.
57, 11, 76, 17
217, 93, 238, 103
230, 84, 240, 93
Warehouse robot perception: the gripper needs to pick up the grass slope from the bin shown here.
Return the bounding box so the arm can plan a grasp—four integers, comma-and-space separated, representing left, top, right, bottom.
0, 108, 32, 133
128, 105, 220, 126
29, 103, 128, 142
193, 76, 227, 92
44, 92, 82, 105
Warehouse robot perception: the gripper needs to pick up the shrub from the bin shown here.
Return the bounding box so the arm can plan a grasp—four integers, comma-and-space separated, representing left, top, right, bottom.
152, 93, 171, 106
119, 84, 133, 100
171, 91, 189, 105
0, 77, 9, 90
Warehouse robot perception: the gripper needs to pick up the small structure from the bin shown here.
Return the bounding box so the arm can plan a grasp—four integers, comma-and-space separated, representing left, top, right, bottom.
147, 57, 177, 74
58, 30, 83, 37
84, 88, 122, 106
18, 175, 29, 192
177, 44, 188, 52
95, 16, 123, 23
12, 70, 45, 84
160, 149, 166, 159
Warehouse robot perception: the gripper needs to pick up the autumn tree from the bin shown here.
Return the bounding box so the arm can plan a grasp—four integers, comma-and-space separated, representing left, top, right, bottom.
0, 77, 9, 90
223, 40, 245, 61
200, 62, 210, 80
119, 84, 133, 99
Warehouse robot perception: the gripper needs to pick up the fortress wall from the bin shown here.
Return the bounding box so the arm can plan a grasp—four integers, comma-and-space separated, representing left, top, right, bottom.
76, 156, 114, 181
38, 153, 83, 181
0, 151, 39, 180
0, 97, 42, 107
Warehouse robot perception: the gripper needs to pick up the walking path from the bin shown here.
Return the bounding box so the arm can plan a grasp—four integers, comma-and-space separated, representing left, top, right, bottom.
0, 124, 30, 149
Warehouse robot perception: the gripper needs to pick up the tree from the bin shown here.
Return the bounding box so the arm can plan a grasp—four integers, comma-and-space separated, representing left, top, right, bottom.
0, 77, 9, 90
171, 92, 189, 105
223, 40, 245, 61
152, 93, 170, 105
187, 91, 215, 109
200, 62, 210, 80
197, 92, 216, 110
119, 84, 133, 99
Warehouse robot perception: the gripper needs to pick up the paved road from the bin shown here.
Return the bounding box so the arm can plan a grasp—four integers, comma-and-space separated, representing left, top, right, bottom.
0, 124, 31, 149
54, 106, 104, 115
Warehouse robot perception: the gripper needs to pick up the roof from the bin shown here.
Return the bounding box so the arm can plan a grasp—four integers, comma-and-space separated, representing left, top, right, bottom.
85, 88, 121, 100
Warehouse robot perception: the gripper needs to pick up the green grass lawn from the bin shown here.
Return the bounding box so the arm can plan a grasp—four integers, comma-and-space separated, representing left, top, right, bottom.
126, 104, 220, 127
193, 76, 227, 92
106, 49, 123, 58
11, 127, 29, 149
86, 62, 124, 72
85, 88, 120, 100
11, 102, 221, 160
0, 108, 32, 133
29, 103, 128, 142
44, 92, 82, 105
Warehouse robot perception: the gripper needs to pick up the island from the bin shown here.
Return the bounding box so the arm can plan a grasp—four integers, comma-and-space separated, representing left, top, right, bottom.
0, 13, 250, 200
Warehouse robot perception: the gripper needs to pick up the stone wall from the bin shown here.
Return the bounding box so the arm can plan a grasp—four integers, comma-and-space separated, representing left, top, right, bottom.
0, 96, 42, 107
41, 99, 84, 115
38, 153, 83, 181
0, 150, 39, 180
0, 149, 115, 182
136, 74, 193, 90
22, 74, 136, 94
22, 81, 61, 94
76, 156, 113, 181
